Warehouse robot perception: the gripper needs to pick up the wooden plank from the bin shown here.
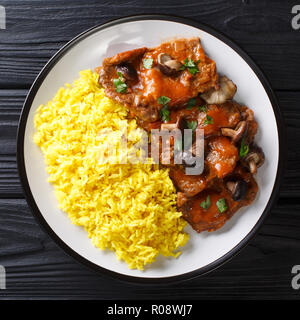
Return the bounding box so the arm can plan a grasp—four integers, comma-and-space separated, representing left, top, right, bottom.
0, 198, 299, 299
0, 155, 22, 198
0, 89, 297, 198
0, 0, 299, 299
0, 0, 299, 90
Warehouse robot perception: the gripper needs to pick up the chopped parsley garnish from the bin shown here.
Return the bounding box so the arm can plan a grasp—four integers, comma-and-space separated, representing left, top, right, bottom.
113, 72, 128, 93
158, 96, 171, 122
186, 120, 198, 132
180, 58, 200, 76
198, 105, 207, 113
160, 105, 170, 122
216, 198, 228, 213
158, 96, 171, 105
203, 115, 214, 125
186, 98, 197, 110
239, 137, 249, 158
200, 195, 211, 210
143, 58, 153, 69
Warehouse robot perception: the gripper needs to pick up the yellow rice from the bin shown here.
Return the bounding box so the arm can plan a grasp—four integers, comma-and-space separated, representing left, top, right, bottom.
33, 70, 188, 270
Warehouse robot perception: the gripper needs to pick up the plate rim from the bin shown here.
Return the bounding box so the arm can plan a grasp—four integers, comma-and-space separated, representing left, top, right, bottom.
16, 14, 286, 284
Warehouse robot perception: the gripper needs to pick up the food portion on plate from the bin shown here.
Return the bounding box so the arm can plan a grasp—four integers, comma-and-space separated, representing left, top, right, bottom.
96, 38, 218, 123
34, 70, 188, 270
97, 37, 265, 234
34, 37, 265, 270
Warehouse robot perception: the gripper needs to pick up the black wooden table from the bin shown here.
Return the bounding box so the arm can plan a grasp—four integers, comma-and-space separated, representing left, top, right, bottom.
0, 0, 299, 300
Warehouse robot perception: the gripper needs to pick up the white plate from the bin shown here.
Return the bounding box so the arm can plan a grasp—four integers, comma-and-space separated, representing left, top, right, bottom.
17, 15, 284, 283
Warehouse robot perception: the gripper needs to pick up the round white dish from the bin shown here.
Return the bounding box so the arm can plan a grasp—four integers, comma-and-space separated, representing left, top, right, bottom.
17, 15, 285, 283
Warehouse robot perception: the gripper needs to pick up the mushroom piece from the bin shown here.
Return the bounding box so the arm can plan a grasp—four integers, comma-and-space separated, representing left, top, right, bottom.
116, 63, 137, 81
157, 53, 183, 76
201, 76, 237, 104
161, 116, 184, 131
161, 123, 178, 131
221, 121, 248, 143
226, 180, 248, 201
242, 145, 265, 174
241, 108, 254, 121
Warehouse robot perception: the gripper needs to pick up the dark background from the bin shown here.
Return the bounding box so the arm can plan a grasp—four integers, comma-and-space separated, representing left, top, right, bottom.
0, 0, 299, 300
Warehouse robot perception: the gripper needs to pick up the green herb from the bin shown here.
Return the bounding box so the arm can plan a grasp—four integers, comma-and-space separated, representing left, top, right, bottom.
113, 72, 128, 93
158, 96, 171, 105
158, 96, 171, 122
239, 137, 249, 158
200, 195, 211, 210
143, 58, 153, 69
216, 198, 228, 213
198, 105, 207, 113
186, 120, 198, 132
186, 98, 197, 110
203, 115, 214, 125
160, 105, 170, 122
180, 58, 200, 76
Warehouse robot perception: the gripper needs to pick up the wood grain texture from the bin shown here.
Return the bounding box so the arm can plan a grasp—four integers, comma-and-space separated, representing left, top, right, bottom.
0, 199, 299, 299
0, 0, 299, 300
0, 0, 299, 90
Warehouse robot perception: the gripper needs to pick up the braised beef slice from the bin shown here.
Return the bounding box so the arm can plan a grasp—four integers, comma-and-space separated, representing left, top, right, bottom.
179, 166, 258, 233
97, 38, 218, 122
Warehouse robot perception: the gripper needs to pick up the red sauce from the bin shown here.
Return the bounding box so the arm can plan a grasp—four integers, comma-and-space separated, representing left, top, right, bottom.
207, 136, 239, 179
138, 68, 193, 106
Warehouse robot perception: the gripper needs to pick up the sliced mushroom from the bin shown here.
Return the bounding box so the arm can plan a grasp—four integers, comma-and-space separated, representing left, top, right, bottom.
201, 76, 237, 104
157, 53, 183, 76
226, 180, 248, 201
241, 108, 254, 121
161, 116, 184, 131
160, 123, 177, 130
242, 145, 265, 174
116, 63, 137, 81
221, 121, 248, 143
